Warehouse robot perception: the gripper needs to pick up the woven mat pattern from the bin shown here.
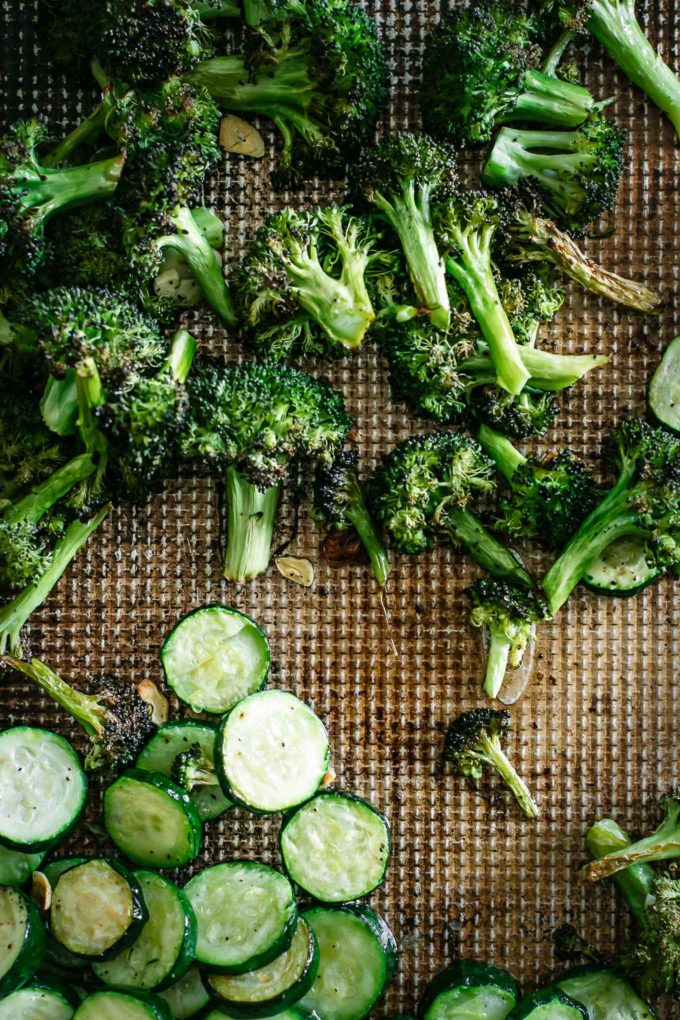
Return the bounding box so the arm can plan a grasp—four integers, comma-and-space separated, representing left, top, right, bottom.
1, 2, 679, 1014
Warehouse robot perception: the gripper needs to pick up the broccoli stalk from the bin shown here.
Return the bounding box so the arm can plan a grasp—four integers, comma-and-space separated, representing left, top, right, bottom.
2, 454, 95, 534
583, 793, 680, 882
461, 345, 610, 391
224, 467, 282, 582
172, 742, 220, 790
507, 68, 600, 127
444, 708, 539, 819
586, 817, 656, 925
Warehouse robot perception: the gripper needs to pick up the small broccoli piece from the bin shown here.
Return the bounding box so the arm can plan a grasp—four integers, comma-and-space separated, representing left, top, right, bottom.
467, 578, 551, 699
171, 742, 220, 791
583, 792, 680, 882
444, 708, 539, 818
237, 206, 378, 358
470, 387, 558, 439
371, 432, 532, 587
182, 358, 353, 580
45, 204, 131, 293
542, 420, 680, 613
0, 656, 154, 770
188, 0, 388, 177
352, 133, 458, 331
483, 116, 626, 232
0, 389, 66, 500
479, 424, 598, 550
586, 817, 658, 926
553, 923, 603, 963
314, 448, 389, 587
421, 0, 602, 146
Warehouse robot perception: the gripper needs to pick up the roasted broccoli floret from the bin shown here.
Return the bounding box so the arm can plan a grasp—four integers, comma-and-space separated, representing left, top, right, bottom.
421, 0, 602, 146
444, 708, 539, 818
483, 116, 626, 232
45, 204, 130, 293
237, 206, 378, 358
0, 656, 154, 770
172, 741, 220, 791
352, 133, 458, 331
543, 420, 680, 614
584, 792, 680, 882
314, 448, 389, 587
371, 432, 532, 586
478, 424, 598, 550
467, 578, 551, 699
182, 358, 353, 580
188, 0, 388, 177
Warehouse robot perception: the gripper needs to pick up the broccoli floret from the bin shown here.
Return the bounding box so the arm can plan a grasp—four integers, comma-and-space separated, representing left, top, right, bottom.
483, 116, 626, 232
352, 133, 458, 331
371, 432, 532, 587
188, 0, 388, 178
584, 792, 680, 882
470, 387, 558, 439
182, 358, 353, 580
553, 923, 604, 963
444, 708, 539, 818
467, 578, 551, 699
171, 742, 220, 790
0, 389, 66, 500
313, 448, 389, 587
479, 424, 598, 550
543, 420, 680, 613
45, 204, 131, 293
421, 0, 601, 146
0, 656, 154, 770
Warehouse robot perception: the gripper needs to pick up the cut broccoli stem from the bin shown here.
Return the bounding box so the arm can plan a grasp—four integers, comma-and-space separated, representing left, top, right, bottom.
0, 656, 104, 737
165, 328, 197, 384
586, 817, 656, 926
461, 347, 609, 391
542, 29, 575, 77
344, 487, 390, 587
447, 507, 532, 587
484, 633, 512, 699
483, 127, 594, 211
584, 798, 680, 881
588, 0, 680, 138
477, 424, 526, 482
475, 731, 540, 819
506, 69, 597, 127
3, 454, 95, 528
43, 95, 113, 169
223, 466, 282, 581
25, 153, 125, 222
157, 206, 236, 326
0, 503, 111, 655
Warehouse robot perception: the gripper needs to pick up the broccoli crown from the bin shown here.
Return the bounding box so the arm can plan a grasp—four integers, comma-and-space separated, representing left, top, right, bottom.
183, 358, 353, 489
500, 268, 565, 342
421, 0, 545, 145
171, 741, 216, 790
0, 515, 65, 594
353, 132, 458, 206
620, 874, 680, 1001
444, 707, 510, 775
0, 121, 58, 273
313, 447, 363, 530
435, 189, 513, 253
470, 386, 558, 439
371, 432, 495, 554
0, 390, 66, 497
81, 672, 155, 770
468, 577, 550, 668
45, 205, 130, 293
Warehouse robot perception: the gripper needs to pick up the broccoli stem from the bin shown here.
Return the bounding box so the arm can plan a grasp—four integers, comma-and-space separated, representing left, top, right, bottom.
345, 487, 390, 587
483, 127, 591, 212
588, 0, 680, 138
477, 733, 540, 819
165, 329, 197, 384
223, 466, 282, 581
25, 153, 125, 224
584, 803, 680, 881
0, 504, 110, 655
447, 508, 532, 588
507, 69, 596, 128
43, 95, 113, 168
3, 454, 95, 527
484, 632, 512, 700
542, 30, 575, 77
478, 424, 527, 483
586, 818, 656, 926
157, 206, 237, 327
0, 656, 104, 737
461, 347, 609, 391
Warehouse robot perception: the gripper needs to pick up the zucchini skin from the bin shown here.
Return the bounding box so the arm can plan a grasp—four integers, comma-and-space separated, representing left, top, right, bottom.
0, 886, 46, 996
4, 974, 82, 1009
417, 960, 520, 1019
73, 987, 173, 1019
554, 965, 657, 1019
507, 988, 588, 1019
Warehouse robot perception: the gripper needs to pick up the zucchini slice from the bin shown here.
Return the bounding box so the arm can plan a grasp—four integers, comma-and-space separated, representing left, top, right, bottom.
555, 966, 656, 1019
0, 727, 86, 852
161, 605, 270, 714
137, 722, 232, 821
299, 905, 396, 1020
208, 917, 319, 1018
158, 966, 210, 1019
0, 976, 79, 1019
203, 1010, 315, 1020
649, 334, 680, 432
184, 860, 297, 974
0, 885, 46, 996
0, 845, 45, 887
583, 537, 659, 597
418, 960, 519, 1020
507, 990, 588, 1020
49, 858, 148, 960
93, 870, 197, 991
104, 768, 203, 869
73, 989, 172, 1019
217, 690, 330, 813
280, 791, 390, 902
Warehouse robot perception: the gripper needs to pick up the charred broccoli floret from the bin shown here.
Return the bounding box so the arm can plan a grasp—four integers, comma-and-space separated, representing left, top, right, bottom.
584, 792, 680, 882
467, 578, 551, 699
371, 432, 532, 586
182, 358, 353, 580
314, 447, 389, 587
171, 741, 220, 791
444, 708, 539, 818
0, 656, 154, 770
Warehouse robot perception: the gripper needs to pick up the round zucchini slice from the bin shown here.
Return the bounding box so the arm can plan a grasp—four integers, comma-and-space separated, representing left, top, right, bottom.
0, 727, 86, 852
583, 537, 659, 597
208, 917, 319, 1018
418, 960, 519, 1020
158, 966, 211, 1019
161, 605, 270, 714
137, 722, 233, 821
649, 334, 680, 432
104, 768, 203, 869
0, 976, 80, 1019
299, 905, 396, 1020
555, 966, 656, 1019
203, 1009, 316, 1020
0, 885, 46, 996
49, 858, 148, 960
280, 791, 390, 902
73, 989, 172, 1019
0, 845, 45, 887
93, 870, 197, 991
184, 860, 297, 974
217, 690, 330, 813
507, 989, 588, 1020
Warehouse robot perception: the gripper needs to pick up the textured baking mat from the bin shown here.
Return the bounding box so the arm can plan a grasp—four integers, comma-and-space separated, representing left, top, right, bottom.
1, 1, 679, 1015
